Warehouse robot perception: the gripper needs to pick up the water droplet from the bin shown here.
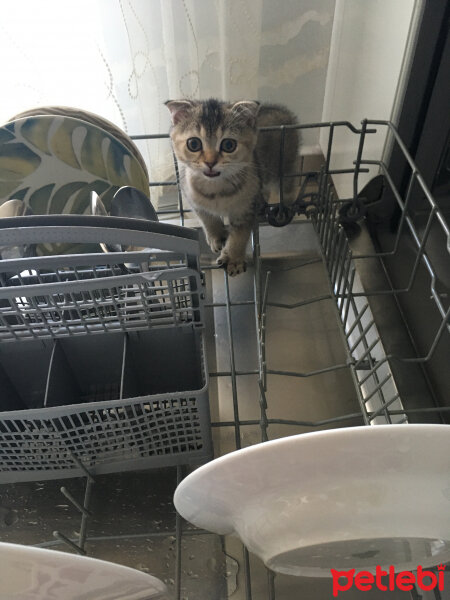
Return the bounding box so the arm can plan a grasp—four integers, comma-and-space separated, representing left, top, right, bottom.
207, 558, 217, 572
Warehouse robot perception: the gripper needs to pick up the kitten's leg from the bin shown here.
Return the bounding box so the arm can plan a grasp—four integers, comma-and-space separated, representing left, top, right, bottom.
217, 221, 252, 276
196, 209, 228, 254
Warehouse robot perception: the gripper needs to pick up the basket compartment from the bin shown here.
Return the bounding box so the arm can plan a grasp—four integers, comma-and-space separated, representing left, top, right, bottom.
0, 340, 53, 410
46, 335, 125, 407
43, 328, 205, 407
0, 327, 210, 483
122, 329, 205, 398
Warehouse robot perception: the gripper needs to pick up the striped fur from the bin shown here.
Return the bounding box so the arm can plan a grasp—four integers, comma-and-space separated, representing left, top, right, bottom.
166, 99, 299, 275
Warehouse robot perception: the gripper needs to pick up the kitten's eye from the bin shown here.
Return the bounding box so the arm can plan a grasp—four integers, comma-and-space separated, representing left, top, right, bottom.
220, 138, 237, 153
186, 137, 202, 152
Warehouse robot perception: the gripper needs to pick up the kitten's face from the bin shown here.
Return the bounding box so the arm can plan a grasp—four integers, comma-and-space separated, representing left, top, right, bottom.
166, 99, 259, 193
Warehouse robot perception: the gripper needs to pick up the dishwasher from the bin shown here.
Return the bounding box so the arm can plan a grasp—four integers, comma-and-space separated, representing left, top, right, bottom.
0, 118, 448, 600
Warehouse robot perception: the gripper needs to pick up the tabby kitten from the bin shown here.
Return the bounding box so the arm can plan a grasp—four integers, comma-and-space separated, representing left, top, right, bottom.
166, 99, 298, 275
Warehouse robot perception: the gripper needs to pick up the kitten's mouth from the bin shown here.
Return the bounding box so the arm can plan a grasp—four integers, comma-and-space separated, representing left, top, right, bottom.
203, 170, 220, 178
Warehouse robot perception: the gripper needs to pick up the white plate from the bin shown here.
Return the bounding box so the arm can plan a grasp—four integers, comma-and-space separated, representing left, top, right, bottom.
174, 424, 450, 577
0, 543, 168, 599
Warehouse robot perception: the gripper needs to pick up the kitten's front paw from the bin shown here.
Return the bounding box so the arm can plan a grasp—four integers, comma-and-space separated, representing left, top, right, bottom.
217, 253, 247, 276
207, 234, 227, 254
226, 260, 247, 276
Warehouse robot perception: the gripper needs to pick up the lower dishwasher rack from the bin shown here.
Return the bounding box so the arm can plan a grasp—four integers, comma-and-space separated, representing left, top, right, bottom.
0, 120, 448, 600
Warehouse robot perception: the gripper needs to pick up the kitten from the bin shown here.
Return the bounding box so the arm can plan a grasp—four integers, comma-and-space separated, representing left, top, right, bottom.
165, 99, 299, 275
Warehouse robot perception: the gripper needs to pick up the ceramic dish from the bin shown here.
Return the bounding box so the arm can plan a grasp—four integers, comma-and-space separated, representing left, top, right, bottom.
0, 542, 168, 599
174, 424, 450, 577
0, 114, 149, 217
9, 106, 149, 181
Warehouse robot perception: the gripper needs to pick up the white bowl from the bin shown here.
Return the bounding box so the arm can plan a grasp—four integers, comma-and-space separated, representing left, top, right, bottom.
174, 424, 450, 577
0, 542, 168, 599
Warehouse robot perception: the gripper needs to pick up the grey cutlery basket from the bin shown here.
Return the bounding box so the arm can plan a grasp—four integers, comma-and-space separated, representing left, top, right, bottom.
0, 216, 211, 482
0, 215, 204, 340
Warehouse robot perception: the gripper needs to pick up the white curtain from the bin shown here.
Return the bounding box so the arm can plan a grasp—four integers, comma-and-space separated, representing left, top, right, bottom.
0, 0, 335, 206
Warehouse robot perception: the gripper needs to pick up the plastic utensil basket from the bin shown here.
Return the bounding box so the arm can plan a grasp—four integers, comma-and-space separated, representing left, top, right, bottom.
0, 216, 211, 482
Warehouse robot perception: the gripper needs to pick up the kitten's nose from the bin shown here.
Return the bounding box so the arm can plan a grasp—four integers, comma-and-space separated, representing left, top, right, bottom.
205, 160, 217, 170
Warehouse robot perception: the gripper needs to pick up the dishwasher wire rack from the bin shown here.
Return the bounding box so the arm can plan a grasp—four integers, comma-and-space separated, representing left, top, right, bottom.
2, 119, 449, 599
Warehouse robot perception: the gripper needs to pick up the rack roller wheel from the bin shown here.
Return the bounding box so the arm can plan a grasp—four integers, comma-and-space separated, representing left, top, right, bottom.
338, 199, 367, 223
305, 203, 318, 217
267, 204, 294, 227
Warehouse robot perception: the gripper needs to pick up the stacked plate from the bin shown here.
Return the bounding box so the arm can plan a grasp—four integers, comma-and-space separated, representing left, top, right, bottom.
0, 543, 168, 599
174, 424, 450, 577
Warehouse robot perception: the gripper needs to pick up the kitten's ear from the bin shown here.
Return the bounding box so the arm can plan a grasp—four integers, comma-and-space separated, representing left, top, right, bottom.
229, 100, 260, 126
165, 100, 196, 125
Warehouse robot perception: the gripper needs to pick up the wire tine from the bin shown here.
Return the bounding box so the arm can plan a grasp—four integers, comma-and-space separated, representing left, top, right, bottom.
172, 151, 185, 227
325, 124, 335, 174
359, 357, 389, 386
334, 251, 352, 312
315, 169, 327, 236
354, 337, 379, 368
224, 271, 241, 450
268, 294, 332, 310
278, 126, 286, 206
267, 362, 350, 378
267, 570, 276, 600
405, 205, 437, 291
363, 373, 393, 403
175, 466, 184, 600
353, 119, 368, 201
78, 476, 94, 551
345, 303, 369, 340
262, 271, 271, 319
60, 486, 92, 518
348, 318, 375, 354
320, 186, 333, 249
390, 167, 417, 256
243, 547, 252, 600
52, 531, 86, 555
258, 380, 269, 442
342, 264, 356, 331
368, 393, 401, 422
251, 226, 270, 433
327, 207, 341, 271
331, 228, 346, 286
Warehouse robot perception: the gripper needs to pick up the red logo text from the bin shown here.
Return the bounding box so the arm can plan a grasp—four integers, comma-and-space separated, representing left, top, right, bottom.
331, 564, 445, 597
